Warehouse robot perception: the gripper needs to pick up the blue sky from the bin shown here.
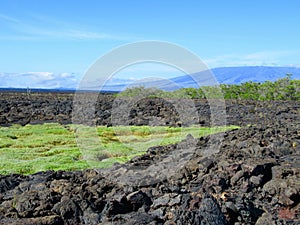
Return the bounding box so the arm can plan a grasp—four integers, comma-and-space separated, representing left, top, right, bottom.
0, 0, 300, 88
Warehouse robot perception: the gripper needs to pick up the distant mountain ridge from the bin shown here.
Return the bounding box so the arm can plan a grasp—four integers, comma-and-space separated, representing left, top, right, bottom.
103, 66, 300, 91
171, 66, 300, 86
1, 66, 300, 92
208, 66, 300, 84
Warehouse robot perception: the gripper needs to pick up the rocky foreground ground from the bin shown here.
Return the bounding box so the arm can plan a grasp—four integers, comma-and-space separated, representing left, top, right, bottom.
0, 92, 299, 224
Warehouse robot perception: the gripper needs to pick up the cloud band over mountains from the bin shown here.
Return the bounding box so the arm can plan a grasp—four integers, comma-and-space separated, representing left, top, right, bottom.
1, 66, 300, 91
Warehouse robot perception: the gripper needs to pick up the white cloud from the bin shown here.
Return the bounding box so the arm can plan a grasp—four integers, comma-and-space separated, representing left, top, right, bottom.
0, 13, 131, 41
0, 13, 19, 23
0, 72, 82, 89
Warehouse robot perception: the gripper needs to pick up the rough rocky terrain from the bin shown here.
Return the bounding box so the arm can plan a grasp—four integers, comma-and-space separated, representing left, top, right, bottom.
0, 91, 299, 224
0, 91, 299, 127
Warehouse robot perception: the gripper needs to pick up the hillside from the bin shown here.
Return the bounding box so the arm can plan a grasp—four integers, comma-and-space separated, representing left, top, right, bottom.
104, 66, 300, 91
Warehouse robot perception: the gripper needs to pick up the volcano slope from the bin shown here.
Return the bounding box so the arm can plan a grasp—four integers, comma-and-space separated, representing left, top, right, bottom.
0, 93, 299, 224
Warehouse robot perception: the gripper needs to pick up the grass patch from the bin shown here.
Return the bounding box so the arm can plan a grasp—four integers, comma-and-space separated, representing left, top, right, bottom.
0, 123, 238, 175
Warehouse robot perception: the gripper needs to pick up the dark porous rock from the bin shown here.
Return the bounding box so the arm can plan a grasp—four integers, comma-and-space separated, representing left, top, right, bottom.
126, 190, 152, 211
255, 212, 275, 225
0, 174, 26, 194
151, 194, 171, 209
174, 194, 227, 225
52, 197, 82, 220
0, 215, 63, 225
107, 212, 158, 225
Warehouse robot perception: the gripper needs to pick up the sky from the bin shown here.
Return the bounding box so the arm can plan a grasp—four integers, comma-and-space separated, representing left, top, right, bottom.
0, 0, 300, 88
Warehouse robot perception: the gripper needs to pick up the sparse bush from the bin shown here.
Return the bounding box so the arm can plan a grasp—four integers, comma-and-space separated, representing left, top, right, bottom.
118, 75, 300, 101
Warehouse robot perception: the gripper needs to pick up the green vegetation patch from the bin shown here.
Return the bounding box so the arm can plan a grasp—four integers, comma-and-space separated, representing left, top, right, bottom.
117, 75, 300, 101
0, 123, 238, 175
